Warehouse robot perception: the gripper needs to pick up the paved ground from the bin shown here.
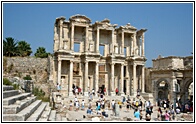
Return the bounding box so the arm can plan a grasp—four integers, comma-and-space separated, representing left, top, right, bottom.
56, 95, 193, 122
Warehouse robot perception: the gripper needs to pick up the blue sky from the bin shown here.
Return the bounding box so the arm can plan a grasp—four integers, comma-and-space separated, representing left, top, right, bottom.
3, 2, 193, 67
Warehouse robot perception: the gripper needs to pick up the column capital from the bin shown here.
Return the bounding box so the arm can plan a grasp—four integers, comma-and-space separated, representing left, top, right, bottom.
110, 63, 115, 65
70, 60, 74, 63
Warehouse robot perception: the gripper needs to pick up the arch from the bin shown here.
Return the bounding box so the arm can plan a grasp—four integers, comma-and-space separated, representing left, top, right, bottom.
156, 78, 170, 89
69, 14, 91, 24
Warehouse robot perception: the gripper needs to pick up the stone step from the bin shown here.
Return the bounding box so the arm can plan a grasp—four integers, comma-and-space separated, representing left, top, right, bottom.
3, 90, 19, 98
49, 110, 56, 121
3, 100, 42, 121
56, 113, 62, 121
3, 96, 37, 114
3, 92, 31, 105
3, 85, 14, 91
26, 102, 47, 121
38, 102, 51, 121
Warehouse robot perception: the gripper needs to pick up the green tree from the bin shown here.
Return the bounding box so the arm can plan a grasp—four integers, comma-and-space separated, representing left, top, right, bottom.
3, 37, 18, 57
17, 41, 32, 57
34, 47, 49, 58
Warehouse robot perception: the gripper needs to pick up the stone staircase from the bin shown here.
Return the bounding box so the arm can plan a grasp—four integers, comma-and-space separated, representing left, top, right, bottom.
3, 85, 63, 122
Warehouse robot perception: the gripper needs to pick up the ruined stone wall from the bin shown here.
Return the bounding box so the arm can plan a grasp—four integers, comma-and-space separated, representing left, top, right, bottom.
3, 56, 53, 96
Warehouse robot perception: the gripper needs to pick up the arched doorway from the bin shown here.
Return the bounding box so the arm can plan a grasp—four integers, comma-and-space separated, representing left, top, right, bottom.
155, 79, 170, 102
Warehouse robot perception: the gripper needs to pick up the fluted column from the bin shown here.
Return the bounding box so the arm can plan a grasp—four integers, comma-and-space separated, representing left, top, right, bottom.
126, 65, 130, 95
58, 60, 62, 85
110, 63, 115, 96
133, 33, 136, 56
111, 29, 114, 54
121, 63, 124, 95
142, 33, 145, 56
71, 24, 74, 50
84, 61, 89, 96
85, 26, 89, 52
133, 63, 137, 96
121, 30, 124, 54
142, 66, 145, 93
95, 62, 99, 95
131, 35, 134, 56
96, 27, 100, 53
69, 61, 73, 96
59, 22, 63, 49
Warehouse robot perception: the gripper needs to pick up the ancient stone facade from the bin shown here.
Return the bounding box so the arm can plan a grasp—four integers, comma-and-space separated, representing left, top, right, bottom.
145, 55, 193, 104
53, 14, 147, 97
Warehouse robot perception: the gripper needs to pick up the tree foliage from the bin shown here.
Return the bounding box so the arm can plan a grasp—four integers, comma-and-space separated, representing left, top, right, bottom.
3, 37, 18, 57
17, 41, 32, 57
34, 47, 49, 58
3, 37, 32, 57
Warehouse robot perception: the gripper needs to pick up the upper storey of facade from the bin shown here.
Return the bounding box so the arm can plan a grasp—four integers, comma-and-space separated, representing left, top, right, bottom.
53, 14, 147, 59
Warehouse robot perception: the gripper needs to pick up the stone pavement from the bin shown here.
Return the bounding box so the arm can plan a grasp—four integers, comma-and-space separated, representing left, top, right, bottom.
56, 94, 193, 121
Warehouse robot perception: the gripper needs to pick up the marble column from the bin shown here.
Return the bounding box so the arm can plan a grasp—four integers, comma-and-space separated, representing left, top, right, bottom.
69, 61, 73, 96
95, 62, 99, 95
133, 33, 137, 56
126, 65, 130, 95
85, 26, 89, 52
110, 63, 115, 96
131, 35, 134, 56
142, 33, 145, 56
121, 30, 124, 54
121, 63, 124, 95
84, 61, 89, 96
111, 29, 114, 54
59, 22, 63, 49
96, 27, 100, 53
142, 65, 145, 93
57, 60, 62, 85
71, 24, 74, 50
133, 63, 137, 96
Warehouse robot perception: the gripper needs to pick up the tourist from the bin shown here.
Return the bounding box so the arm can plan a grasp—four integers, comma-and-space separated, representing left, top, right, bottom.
101, 100, 105, 109
104, 87, 107, 95
87, 107, 92, 115
134, 108, 140, 121
75, 100, 79, 111
69, 100, 73, 111
81, 100, 85, 110
57, 83, 61, 92
157, 107, 162, 120
140, 110, 143, 120
163, 102, 167, 110
115, 88, 119, 95
101, 109, 108, 118
111, 100, 115, 114
122, 96, 126, 104
118, 100, 123, 111
164, 110, 170, 121
75, 87, 78, 95
126, 100, 130, 112
92, 89, 95, 96
127, 95, 130, 101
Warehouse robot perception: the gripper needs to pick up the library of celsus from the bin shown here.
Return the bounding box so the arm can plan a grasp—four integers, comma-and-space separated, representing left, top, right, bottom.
53, 14, 147, 97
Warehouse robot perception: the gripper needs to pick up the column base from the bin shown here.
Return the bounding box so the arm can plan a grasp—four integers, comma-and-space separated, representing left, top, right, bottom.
84, 92, 89, 97
110, 92, 115, 96
69, 92, 73, 96
120, 92, 125, 96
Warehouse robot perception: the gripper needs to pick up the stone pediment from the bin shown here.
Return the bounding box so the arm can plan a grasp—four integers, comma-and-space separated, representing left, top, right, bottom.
119, 23, 137, 30
95, 18, 117, 29
69, 14, 91, 24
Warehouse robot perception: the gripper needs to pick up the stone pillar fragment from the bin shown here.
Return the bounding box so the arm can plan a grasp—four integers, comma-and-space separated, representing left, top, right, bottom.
121, 64, 124, 95
133, 63, 137, 96
121, 31, 124, 54
71, 24, 74, 50
69, 61, 73, 96
141, 65, 145, 93
85, 26, 89, 52
142, 33, 145, 56
84, 61, 89, 96
110, 63, 115, 96
126, 65, 130, 95
57, 60, 62, 85
96, 28, 99, 53
131, 35, 134, 56
95, 62, 99, 95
